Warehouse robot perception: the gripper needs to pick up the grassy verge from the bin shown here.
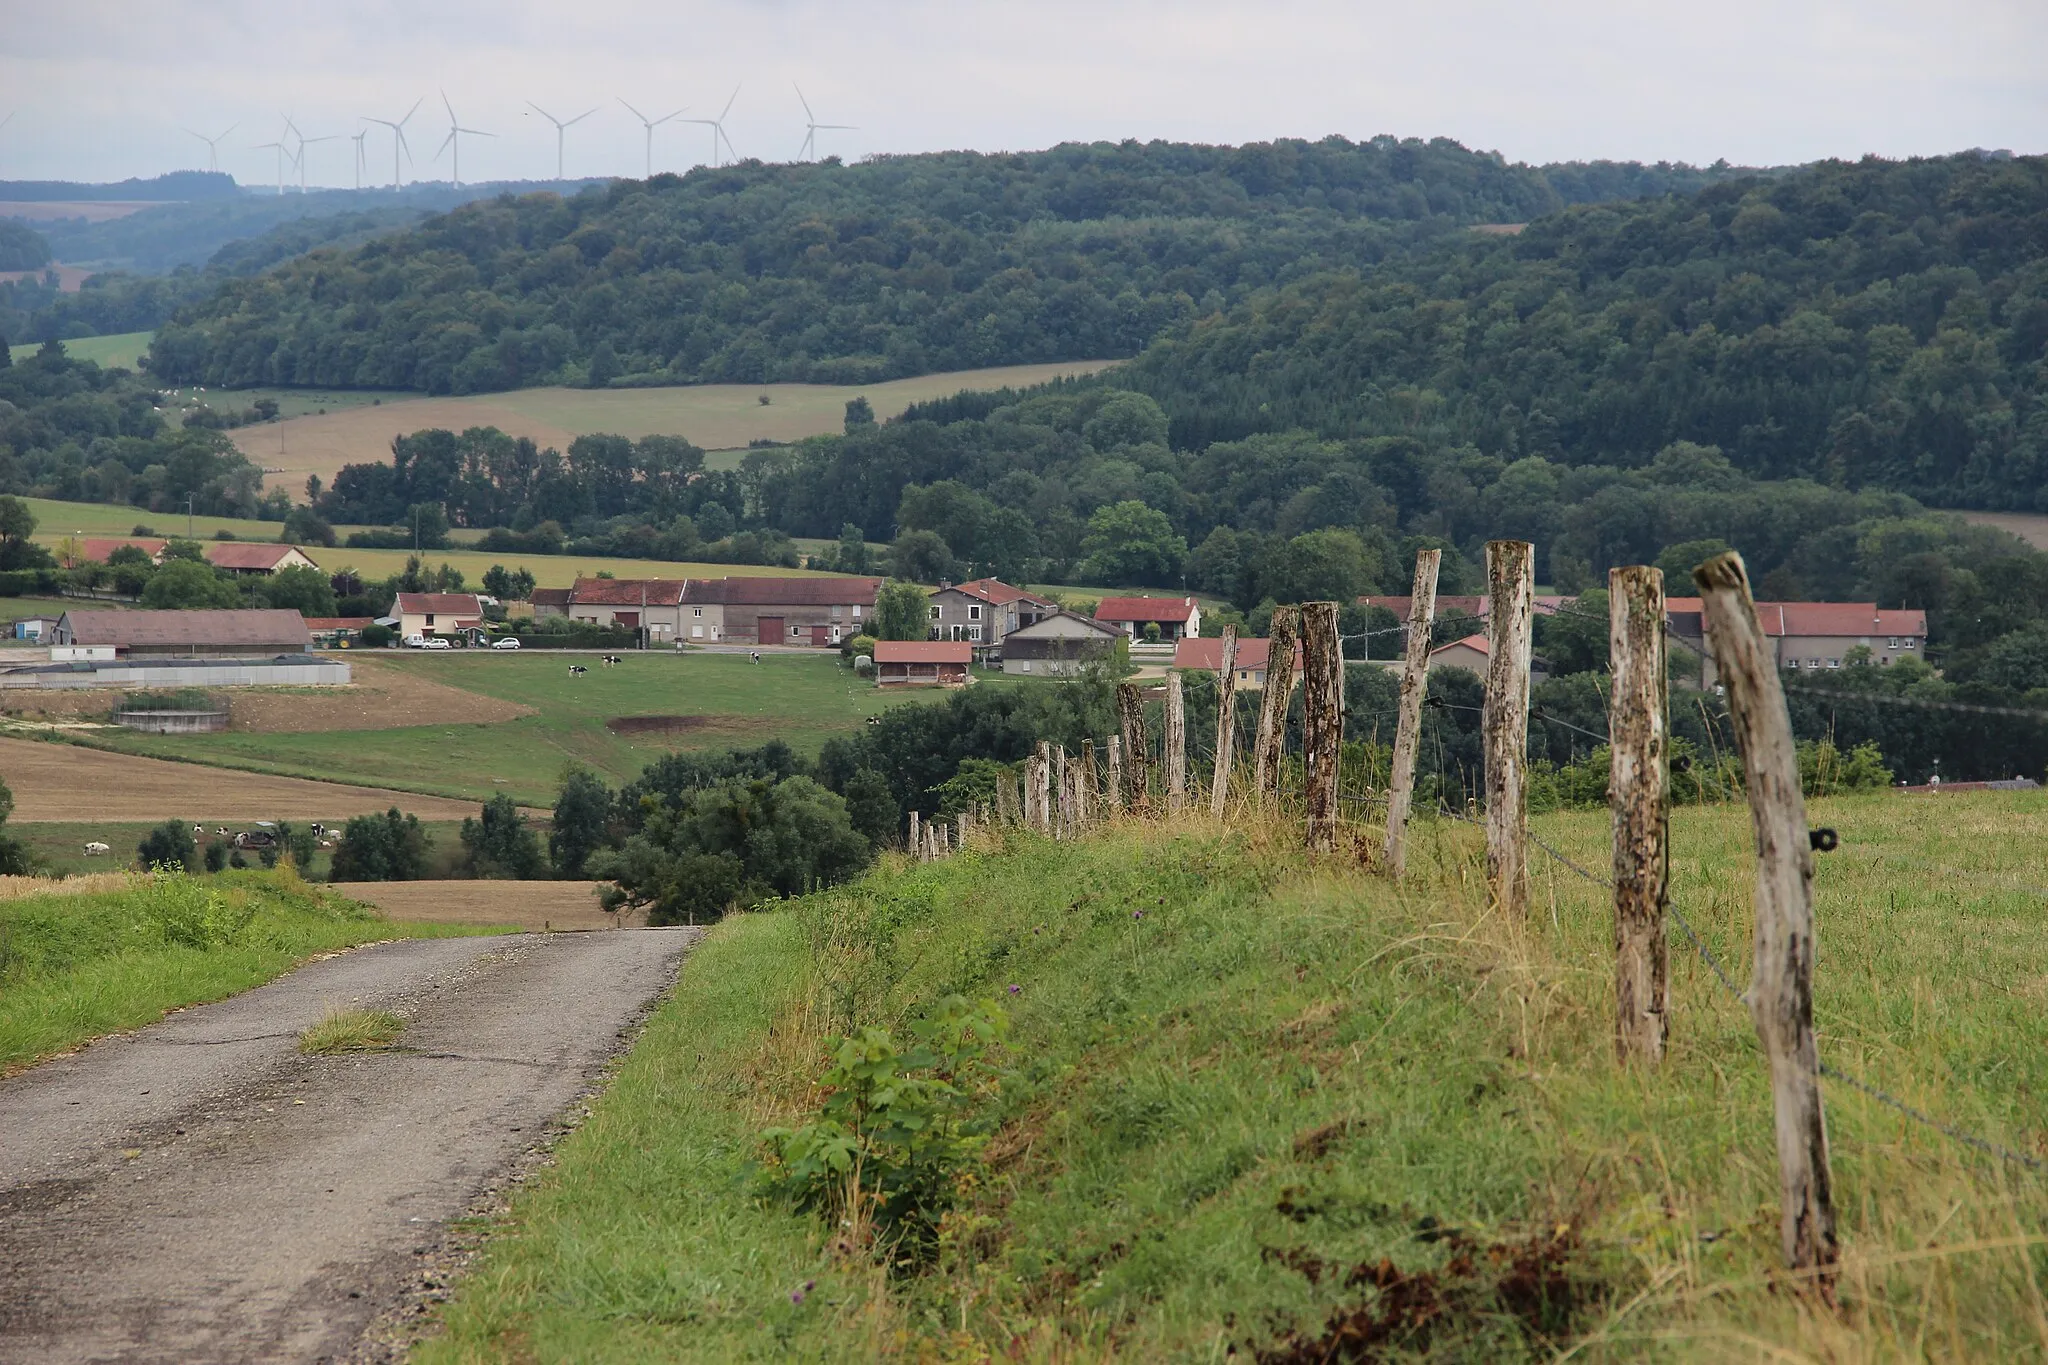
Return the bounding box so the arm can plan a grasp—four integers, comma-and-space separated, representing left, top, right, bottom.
421, 789, 2048, 1360
299, 1006, 406, 1054
0, 866, 498, 1073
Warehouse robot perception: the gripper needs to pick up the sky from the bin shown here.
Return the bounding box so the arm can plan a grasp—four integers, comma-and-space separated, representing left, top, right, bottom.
1, 0, 2044, 188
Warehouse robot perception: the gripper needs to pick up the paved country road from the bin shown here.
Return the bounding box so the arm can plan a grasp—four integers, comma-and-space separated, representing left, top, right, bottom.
0, 930, 695, 1364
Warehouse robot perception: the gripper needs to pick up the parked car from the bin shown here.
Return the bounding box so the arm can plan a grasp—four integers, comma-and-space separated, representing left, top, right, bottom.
421, 637, 454, 650
403, 633, 427, 648
490, 637, 521, 650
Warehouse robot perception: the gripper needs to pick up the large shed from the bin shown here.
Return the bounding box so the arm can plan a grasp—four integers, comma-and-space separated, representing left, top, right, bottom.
51, 609, 314, 659
872, 640, 972, 687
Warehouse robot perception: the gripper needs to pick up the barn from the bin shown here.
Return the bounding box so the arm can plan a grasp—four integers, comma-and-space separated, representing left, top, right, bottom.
873, 640, 972, 687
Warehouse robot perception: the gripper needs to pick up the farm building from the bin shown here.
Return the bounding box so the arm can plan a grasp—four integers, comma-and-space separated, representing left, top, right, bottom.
1093, 596, 1202, 642
1000, 611, 1122, 676
72, 537, 168, 565
873, 640, 972, 687
529, 587, 572, 619
49, 609, 313, 659
392, 592, 484, 641
204, 543, 321, 575
1171, 636, 1301, 689
682, 576, 881, 647
1665, 598, 1927, 685
303, 616, 375, 647
567, 579, 688, 641
10, 615, 60, 643
1392, 633, 1552, 684
927, 578, 1054, 649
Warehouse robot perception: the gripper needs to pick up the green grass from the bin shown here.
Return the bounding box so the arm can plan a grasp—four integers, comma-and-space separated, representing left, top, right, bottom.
8, 820, 472, 880
298, 1005, 406, 1054
24, 495, 286, 542
90, 652, 944, 805
0, 866, 497, 1073
420, 791, 2048, 1360
9, 331, 152, 370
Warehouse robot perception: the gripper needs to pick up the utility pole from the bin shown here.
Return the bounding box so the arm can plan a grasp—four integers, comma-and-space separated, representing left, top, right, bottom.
185, 494, 194, 540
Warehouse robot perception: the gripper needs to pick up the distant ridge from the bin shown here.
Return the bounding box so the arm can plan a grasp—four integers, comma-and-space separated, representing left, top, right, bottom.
0, 171, 242, 203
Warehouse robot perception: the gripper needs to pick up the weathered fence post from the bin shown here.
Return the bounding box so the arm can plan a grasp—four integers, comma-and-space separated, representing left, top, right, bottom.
1034, 741, 1054, 834
1165, 671, 1188, 813
909, 809, 923, 860
1054, 744, 1071, 838
958, 809, 974, 851
1253, 606, 1301, 801
1078, 739, 1097, 828
1300, 601, 1343, 852
1210, 626, 1240, 817
1610, 565, 1670, 1066
1117, 683, 1151, 812
1383, 550, 1441, 877
1106, 736, 1125, 814
1695, 550, 1838, 1286
1483, 540, 1534, 917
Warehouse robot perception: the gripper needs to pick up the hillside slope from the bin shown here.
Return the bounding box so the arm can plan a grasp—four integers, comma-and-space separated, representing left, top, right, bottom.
420, 798, 2048, 1361
147, 139, 1749, 395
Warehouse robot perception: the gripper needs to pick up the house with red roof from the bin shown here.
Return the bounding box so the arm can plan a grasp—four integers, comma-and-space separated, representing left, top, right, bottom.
71, 538, 168, 566
682, 576, 881, 648
1171, 636, 1302, 690
566, 578, 689, 641
1665, 597, 1927, 685
204, 542, 321, 575
1092, 595, 1202, 642
392, 592, 485, 643
927, 578, 1054, 649
872, 640, 972, 687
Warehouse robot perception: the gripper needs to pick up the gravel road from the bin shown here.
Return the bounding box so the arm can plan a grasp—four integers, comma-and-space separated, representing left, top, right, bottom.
0, 930, 695, 1364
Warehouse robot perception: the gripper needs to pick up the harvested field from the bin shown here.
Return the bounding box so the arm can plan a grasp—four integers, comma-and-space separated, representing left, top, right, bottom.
330, 880, 638, 931
0, 202, 156, 223
1963, 509, 2048, 550
0, 736, 487, 823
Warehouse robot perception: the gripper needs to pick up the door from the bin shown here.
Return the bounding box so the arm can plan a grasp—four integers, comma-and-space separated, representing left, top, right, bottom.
757, 616, 783, 645
811, 624, 831, 648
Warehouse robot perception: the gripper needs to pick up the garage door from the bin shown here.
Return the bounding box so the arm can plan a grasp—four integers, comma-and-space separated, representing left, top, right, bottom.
756, 616, 783, 646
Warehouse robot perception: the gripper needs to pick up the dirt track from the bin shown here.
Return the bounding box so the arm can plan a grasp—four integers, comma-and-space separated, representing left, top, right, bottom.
0, 929, 695, 1364
0, 737, 486, 822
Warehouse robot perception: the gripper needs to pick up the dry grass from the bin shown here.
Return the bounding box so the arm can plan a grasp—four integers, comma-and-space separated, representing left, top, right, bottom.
298, 1006, 407, 1055
329, 880, 631, 931
0, 871, 136, 903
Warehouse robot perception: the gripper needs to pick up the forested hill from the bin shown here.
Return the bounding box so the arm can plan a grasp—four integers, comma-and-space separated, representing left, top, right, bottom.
1123, 151, 2048, 509
145, 138, 1748, 395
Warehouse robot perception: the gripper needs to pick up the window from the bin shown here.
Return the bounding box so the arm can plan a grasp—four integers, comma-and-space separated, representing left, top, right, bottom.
1887, 637, 1899, 648
969, 605, 982, 621
425, 614, 435, 626
929, 605, 942, 620
1903, 638, 1916, 649
831, 605, 843, 619
1018, 660, 1032, 673
693, 607, 703, 617
692, 625, 703, 639
852, 604, 862, 618
789, 624, 802, 637
1826, 658, 1840, 669
968, 625, 982, 642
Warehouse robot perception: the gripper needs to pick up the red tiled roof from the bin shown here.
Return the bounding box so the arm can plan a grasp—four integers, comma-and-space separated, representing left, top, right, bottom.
941, 578, 1052, 608
205, 542, 315, 571
394, 592, 484, 616
76, 537, 167, 564
872, 640, 973, 663
1433, 633, 1489, 657
1665, 599, 1927, 639
686, 576, 880, 606
569, 577, 688, 606
59, 609, 311, 648
529, 587, 572, 607
1093, 595, 1197, 623
1172, 637, 1301, 672
1361, 594, 1487, 621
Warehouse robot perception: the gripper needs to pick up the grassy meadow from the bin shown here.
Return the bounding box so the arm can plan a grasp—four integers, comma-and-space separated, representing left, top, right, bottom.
0, 865, 495, 1074
421, 789, 2048, 1361
9, 331, 152, 370
85, 651, 945, 806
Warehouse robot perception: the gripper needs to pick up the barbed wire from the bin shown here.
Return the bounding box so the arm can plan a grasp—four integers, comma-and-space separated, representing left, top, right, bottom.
1781, 684, 2048, 722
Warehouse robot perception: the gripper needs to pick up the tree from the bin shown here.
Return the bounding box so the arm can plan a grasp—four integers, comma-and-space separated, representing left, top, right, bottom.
1257, 529, 1377, 604
1656, 539, 1733, 584
0, 495, 46, 572
841, 768, 899, 847
258, 564, 337, 617
833, 522, 870, 574
460, 794, 548, 879
481, 564, 514, 600
1539, 587, 1610, 676
550, 767, 613, 878
141, 559, 241, 609
1076, 500, 1185, 587
891, 529, 958, 583
328, 809, 433, 881
586, 339, 620, 389
873, 579, 930, 641
844, 396, 875, 430
137, 820, 197, 871
0, 775, 33, 874
281, 505, 336, 547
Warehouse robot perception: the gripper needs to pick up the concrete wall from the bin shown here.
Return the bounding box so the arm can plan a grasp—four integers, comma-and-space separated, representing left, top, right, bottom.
0, 660, 352, 690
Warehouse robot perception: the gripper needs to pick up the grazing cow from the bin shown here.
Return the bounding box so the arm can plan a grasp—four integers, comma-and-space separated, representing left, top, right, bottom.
603, 654, 624, 667
83, 841, 111, 856
215, 826, 228, 837
568, 664, 588, 677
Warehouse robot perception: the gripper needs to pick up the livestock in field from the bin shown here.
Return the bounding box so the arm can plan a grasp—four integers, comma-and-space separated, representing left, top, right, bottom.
82, 841, 111, 856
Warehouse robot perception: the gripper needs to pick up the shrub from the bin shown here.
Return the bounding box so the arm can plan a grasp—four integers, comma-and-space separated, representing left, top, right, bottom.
460, 794, 548, 879
360, 623, 394, 648
132, 871, 258, 949
328, 808, 432, 881
137, 819, 197, 871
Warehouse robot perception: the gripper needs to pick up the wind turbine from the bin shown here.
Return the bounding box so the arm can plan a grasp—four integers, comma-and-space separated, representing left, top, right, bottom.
794, 86, 854, 162
619, 98, 686, 179
525, 102, 597, 181
184, 123, 237, 173
350, 128, 369, 190
681, 87, 740, 168
296, 133, 339, 191
252, 136, 291, 195
434, 93, 493, 187
363, 99, 422, 190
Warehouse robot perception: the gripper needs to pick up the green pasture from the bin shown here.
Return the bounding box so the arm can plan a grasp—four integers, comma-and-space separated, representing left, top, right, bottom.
9, 331, 152, 370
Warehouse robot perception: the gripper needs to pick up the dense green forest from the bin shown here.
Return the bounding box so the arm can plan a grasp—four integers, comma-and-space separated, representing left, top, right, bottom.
145, 138, 1746, 393
0, 221, 51, 272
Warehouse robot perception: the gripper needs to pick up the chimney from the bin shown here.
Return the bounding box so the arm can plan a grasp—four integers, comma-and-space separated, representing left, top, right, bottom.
940, 580, 952, 591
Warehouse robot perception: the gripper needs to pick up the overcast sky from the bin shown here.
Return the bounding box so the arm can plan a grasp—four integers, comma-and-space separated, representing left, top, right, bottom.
3, 0, 2043, 188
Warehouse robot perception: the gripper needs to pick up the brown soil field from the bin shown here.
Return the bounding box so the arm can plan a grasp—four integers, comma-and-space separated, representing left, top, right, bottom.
0, 736, 487, 823
229, 361, 1118, 493
1963, 510, 2048, 550
0, 655, 531, 734
0, 202, 157, 223
0, 264, 93, 291
330, 879, 639, 931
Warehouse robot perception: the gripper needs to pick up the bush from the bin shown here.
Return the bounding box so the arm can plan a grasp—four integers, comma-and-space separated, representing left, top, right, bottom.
137, 819, 197, 871
460, 794, 548, 879
132, 872, 257, 949
328, 808, 432, 881
359, 623, 394, 648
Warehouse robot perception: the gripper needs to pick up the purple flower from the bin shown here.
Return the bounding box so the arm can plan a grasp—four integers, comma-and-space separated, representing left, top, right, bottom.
1007, 984, 1021, 995
791, 1289, 805, 1304
1133, 910, 1145, 920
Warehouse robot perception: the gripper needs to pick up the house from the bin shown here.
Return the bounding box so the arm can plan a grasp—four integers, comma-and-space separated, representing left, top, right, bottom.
50, 609, 313, 659
1093, 595, 1202, 642
303, 616, 375, 647
566, 578, 688, 642
73, 537, 168, 566
927, 578, 1055, 649
1001, 611, 1123, 676
683, 576, 881, 647
873, 640, 972, 687
204, 542, 322, 575
1171, 635, 1303, 689
529, 587, 572, 619
1665, 598, 1927, 685
10, 615, 61, 643
1357, 593, 1570, 656
1417, 633, 1552, 683
392, 592, 485, 641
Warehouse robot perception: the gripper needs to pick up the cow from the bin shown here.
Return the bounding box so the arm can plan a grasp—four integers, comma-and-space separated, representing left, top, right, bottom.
601, 654, 623, 667
568, 664, 588, 677
83, 841, 111, 856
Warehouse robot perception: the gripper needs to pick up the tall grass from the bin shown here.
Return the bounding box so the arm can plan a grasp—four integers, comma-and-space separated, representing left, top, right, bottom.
421, 791, 2048, 1361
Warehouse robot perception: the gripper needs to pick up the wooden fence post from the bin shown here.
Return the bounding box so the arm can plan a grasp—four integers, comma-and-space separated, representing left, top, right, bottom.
1165, 671, 1188, 813
958, 809, 973, 851
1610, 565, 1670, 1066
1117, 683, 1151, 812
1300, 601, 1343, 852
1078, 740, 1097, 828
1053, 744, 1070, 838
1383, 550, 1441, 877
1253, 606, 1301, 801
1483, 540, 1534, 917
1695, 550, 1838, 1286
1210, 626, 1240, 817
909, 809, 922, 860
1106, 737, 1124, 814
1035, 743, 1054, 835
